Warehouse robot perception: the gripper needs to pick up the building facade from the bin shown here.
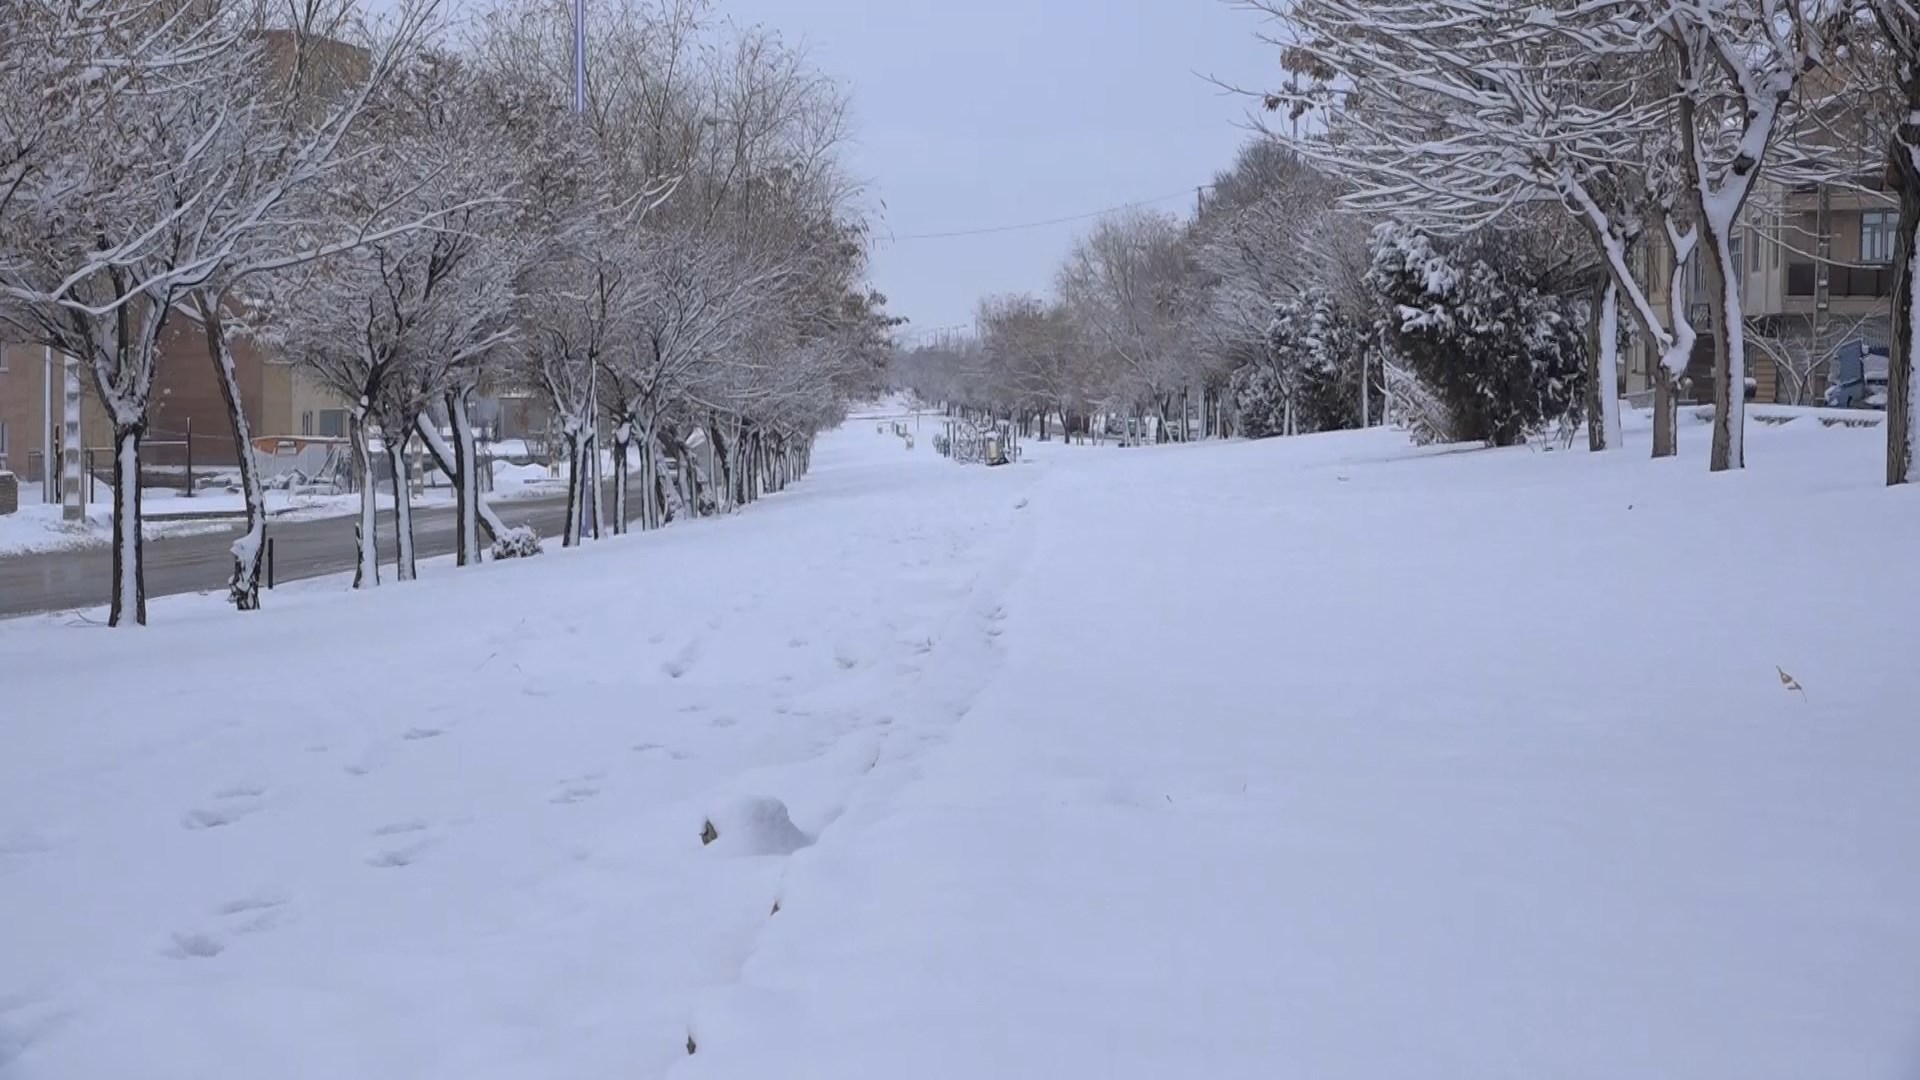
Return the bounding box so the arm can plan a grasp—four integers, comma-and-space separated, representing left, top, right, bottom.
1623, 177, 1896, 406
0, 316, 352, 498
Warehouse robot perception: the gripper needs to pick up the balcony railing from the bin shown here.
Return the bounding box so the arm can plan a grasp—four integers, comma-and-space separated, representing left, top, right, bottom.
1784, 263, 1894, 299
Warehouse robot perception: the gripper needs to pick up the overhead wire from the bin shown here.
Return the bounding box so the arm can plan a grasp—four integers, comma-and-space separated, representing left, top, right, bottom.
885, 185, 1214, 242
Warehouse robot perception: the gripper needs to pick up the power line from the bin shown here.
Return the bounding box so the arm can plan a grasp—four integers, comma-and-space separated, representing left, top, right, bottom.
887, 186, 1213, 242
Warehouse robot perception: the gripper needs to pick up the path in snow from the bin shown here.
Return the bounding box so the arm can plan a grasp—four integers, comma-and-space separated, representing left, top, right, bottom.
5, 409, 1919, 1079
0, 414, 1040, 1080
674, 414, 1920, 1080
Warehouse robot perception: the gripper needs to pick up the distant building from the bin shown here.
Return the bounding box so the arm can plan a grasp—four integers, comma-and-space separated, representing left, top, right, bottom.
0, 315, 352, 494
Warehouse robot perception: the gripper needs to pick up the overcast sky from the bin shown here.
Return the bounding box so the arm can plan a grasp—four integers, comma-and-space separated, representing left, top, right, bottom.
720, 0, 1278, 338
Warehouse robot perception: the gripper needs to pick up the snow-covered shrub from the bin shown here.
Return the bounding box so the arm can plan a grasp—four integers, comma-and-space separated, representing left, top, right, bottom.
1230, 290, 1375, 438
1384, 362, 1459, 445
1228, 363, 1290, 439
1367, 222, 1586, 447
489, 525, 542, 560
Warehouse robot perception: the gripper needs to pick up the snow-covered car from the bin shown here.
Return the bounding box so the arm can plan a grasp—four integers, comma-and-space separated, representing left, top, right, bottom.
1826, 347, 1891, 410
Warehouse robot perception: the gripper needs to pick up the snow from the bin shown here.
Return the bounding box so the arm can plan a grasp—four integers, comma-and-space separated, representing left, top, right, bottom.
0, 488, 477, 559
490, 459, 560, 493
0, 501, 241, 557
3, 413, 1918, 1078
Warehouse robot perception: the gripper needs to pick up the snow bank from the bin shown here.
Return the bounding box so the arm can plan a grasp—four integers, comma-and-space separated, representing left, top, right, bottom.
700, 798, 811, 857
490, 460, 554, 487
0, 503, 102, 556
0, 502, 245, 557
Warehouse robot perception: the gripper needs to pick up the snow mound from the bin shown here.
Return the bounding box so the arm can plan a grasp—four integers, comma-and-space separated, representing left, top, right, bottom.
491, 460, 550, 486
701, 797, 811, 857
489, 525, 542, 560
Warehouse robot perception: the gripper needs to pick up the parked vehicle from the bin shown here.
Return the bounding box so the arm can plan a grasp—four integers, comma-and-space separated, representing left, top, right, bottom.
1826, 345, 1890, 410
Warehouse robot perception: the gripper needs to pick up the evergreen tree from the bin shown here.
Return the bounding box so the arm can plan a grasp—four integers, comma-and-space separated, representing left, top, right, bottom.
1367, 223, 1586, 447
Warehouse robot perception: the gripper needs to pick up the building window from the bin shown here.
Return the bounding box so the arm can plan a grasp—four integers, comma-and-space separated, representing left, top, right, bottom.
318, 409, 346, 438
1750, 227, 1762, 271
0, 419, 9, 471
301, 411, 313, 436
1862, 210, 1897, 265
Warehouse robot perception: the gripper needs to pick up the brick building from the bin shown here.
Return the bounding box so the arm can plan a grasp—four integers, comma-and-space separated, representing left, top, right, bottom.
0, 314, 349, 498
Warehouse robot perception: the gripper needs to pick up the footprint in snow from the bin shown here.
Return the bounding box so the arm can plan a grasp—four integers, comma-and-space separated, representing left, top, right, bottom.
164, 932, 225, 959
182, 791, 265, 830
367, 839, 434, 868
372, 820, 429, 837
663, 640, 703, 679
550, 784, 599, 805
214, 896, 289, 934
214, 896, 287, 917
401, 727, 443, 741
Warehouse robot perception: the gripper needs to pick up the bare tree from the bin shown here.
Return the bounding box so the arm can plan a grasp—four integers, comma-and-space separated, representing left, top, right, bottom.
1058, 208, 1200, 441
1, 0, 272, 624
271, 47, 518, 585
1651, 0, 1824, 470
1266, 0, 1694, 457
1856, 0, 1920, 481
1747, 312, 1876, 405
184, 1, 439, 608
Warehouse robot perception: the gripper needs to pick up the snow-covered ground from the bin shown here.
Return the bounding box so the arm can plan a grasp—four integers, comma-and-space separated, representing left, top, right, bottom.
0, 501, 241, 556
3, 407, 1916, 1079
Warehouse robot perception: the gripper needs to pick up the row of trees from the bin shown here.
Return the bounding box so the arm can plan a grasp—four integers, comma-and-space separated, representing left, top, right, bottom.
1, 0, 890, 625
1266, 0, 1920, 481
892, 138, 1596, 451
902, 0, 1920, 477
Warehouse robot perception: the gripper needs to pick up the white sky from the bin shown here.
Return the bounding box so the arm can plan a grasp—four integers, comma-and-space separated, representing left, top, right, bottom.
720, 0, 1278, 337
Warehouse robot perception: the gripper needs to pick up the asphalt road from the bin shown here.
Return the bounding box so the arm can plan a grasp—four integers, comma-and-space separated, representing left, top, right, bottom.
0, 496, 576, 619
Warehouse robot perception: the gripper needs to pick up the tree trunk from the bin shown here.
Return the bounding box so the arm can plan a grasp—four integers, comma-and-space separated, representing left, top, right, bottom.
447, 392, 481, 565
387, 436, 417, 582
1703, 234, 1745, 471
1652, 370, 1679, 459
351, 413, 379, 588
198, 298, 266, 609
707, 416, 733, 513
1890, 129, 1920, 484
611, 420, 632, 536
660, 429, 695, 517
416, 407, 503, 551
1596, 279, 1622, 451
109, 423, 146, 626
732, 420, 749, 507
585, 421, 604, 540
562, 429, 586, 548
